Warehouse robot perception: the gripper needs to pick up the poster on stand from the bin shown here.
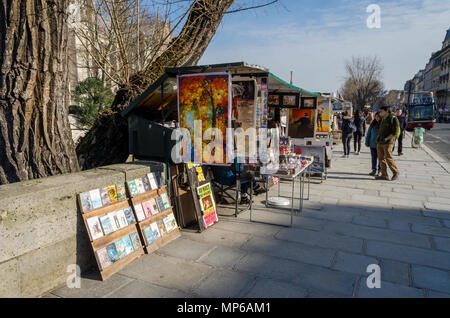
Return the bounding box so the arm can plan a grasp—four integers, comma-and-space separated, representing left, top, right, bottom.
196, 183, 218, 228
316, 98, 331, 135
178, 72, 231, 165
232, 79, 256, 131
288, 109, 316, 139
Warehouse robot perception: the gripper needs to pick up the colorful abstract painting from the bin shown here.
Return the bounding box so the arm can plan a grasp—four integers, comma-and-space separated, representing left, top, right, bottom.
288, 109, 316, 139
178, 72, 231, 164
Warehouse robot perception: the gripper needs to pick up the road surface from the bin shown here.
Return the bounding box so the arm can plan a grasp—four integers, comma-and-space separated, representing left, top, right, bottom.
423, 123, 450, 162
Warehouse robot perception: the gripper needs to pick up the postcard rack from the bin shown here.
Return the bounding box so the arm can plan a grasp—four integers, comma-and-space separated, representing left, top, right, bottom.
130, 185, 181, 254
78, 199, 145, 281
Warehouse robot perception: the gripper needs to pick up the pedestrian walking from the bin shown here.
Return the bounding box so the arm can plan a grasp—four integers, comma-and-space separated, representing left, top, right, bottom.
394, 109, 408, 156
365, 112, 381, 176
375, 106, 401, 181
353, 111, 366, 155
341, 111, 356, 158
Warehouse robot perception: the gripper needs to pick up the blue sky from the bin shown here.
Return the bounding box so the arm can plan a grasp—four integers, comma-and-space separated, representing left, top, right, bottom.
197, 0, 450, 94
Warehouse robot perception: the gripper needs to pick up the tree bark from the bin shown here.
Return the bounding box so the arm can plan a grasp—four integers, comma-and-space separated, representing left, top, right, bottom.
0, 0, 79, 184
76, 0, 234, 170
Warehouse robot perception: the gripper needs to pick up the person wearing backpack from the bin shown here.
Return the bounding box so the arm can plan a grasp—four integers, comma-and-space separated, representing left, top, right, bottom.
353, 111, 367, 155
365, 112, 381, 176
375, 106, 401, 181
341, 111, 356, 158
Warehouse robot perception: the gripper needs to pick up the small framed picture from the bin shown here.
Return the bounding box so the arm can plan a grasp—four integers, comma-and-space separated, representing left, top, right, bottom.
302, 97, 317, 109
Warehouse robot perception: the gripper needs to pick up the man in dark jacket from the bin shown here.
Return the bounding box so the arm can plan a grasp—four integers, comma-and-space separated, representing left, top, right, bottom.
376, 106, 401, 181
353, 111, 366, 155
395, 109, 408, 156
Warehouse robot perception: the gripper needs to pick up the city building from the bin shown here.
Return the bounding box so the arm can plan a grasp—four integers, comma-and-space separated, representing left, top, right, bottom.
404, 28, 450, 113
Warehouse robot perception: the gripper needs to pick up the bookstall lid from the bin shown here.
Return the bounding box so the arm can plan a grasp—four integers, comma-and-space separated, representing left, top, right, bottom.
268, 73, 320, 97
121, 62, 269, 118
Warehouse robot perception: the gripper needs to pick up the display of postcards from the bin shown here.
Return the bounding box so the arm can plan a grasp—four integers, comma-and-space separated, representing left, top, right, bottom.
123, 206, 136, 224
86, 216, 104, 240
141, 176, 151, 192
79, 191, 93, 212
133, 203, 146, 221
106, 243, 119, 263
127, 180, 139, 197
116, 209, 129, 229
89, 189, 103, 209
99, 215, 115, 235
129, 232, 142, 251
143, 223, 161, 245
107, 185, 118, 203
135, 178, 145, 194
96, 247, 113, 270
148, 197, 160, 215
107, 211, 121, 231
156, 196, 166, 212
141, 200, 153, 218
114, 238, 127, 260
100, 187, 112, 206
121, 235, 135, 255
160, 192, 171, 210
147, 172, 158, 189
163, 213, 178, 232
156, 219, 167, 236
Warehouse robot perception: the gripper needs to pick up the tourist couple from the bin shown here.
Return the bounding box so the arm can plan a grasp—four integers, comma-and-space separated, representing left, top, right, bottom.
341, 107, 406, 181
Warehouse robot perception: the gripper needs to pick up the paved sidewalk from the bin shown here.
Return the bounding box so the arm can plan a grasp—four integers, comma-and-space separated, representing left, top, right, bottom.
46, 141, 450, 298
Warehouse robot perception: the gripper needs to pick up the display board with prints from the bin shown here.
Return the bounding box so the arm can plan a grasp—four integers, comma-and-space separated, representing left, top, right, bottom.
78, 183, 145, 280
127, 172, 181, 254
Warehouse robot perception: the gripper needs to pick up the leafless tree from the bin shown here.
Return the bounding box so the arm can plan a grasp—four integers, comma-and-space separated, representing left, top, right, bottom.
76, 0, 280, 169
341, 56, 385, 111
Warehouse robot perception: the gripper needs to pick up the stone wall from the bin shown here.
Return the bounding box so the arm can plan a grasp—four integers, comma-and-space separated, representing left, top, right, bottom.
0, 161, 163, 297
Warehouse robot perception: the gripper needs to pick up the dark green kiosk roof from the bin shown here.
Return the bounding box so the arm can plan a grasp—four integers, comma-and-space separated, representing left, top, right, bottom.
121, 61, 320, 117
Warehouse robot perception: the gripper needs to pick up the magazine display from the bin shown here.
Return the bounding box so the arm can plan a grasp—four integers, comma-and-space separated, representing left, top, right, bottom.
127, 172, 165, 197
79, 183, 128, 213
96, 232, 141, 270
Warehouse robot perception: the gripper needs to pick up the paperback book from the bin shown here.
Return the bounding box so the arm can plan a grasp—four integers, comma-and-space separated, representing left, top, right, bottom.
148, 197, 160, 215
99, 215, 115, 235
89, 189, 103, 209
129, 232, 142, 251
100, 187, 112, 206
106, 243, 119, 263
122, 235, 135, 255
116, 183, 127, 201
86, 216, 104, 240
114, 238, 127, 260
96, 247, 113, 270
135, 178, 145, 195
163, 213, 178, 232
107, 185, 118, 203
123, 206, 136, 224
127, 180, 139, 197
142, 176, 151, 192
141, 200, 153, 218
107, 211, 121, 231
156, 219, 167, 236
79, 191, 93, 212
147, 173, 158, 189
160, 192, 171, 210
155, 172, 163, 188
133, 203, 146, 221
156, 196, 166, 212
116, 209, 129, 228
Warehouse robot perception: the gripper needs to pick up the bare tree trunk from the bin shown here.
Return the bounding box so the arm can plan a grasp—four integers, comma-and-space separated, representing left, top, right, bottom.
0, 0, 79, 184
77, 0, 234, 169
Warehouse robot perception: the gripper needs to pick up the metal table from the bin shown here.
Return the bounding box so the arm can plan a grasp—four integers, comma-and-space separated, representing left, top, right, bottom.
250, 162, 312, 227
